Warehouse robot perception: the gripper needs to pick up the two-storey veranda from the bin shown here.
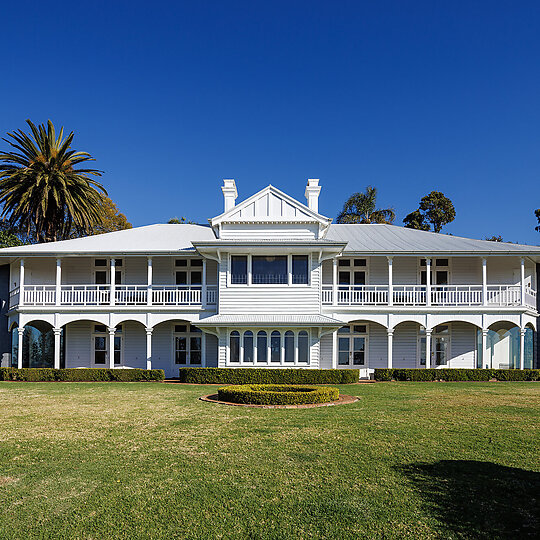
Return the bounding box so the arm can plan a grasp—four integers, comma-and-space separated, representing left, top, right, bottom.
0, 180, 538, 377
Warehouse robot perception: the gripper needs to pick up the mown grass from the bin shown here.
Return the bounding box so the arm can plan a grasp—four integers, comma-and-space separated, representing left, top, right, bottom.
0, 381, 538, 539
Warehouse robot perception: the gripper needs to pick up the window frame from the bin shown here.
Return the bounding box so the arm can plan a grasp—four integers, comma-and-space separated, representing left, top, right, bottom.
226, 328, 311, 366
228, 253, 311, 287
173, 324, 204, 366
91, 324, 123, 366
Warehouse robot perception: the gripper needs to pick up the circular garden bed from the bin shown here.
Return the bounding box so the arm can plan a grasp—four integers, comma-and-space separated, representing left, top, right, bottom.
217, 384, 340, 406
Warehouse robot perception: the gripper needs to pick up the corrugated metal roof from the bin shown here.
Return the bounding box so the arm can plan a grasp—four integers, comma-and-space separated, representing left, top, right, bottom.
197, 314, 343, 326
0, 224, 216, 256
326, 224, 540, 254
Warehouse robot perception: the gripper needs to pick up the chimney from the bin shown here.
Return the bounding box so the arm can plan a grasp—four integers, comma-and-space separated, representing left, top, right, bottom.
305, 178, 321, 212
222, 179, 237, 212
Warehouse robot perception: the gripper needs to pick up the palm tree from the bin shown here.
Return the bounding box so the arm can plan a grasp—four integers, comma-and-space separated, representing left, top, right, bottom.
337, 186, 395, 224
0, 119, 106, 243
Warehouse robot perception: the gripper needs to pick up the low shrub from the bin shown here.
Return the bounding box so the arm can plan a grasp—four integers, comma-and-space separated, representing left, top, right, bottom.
217, 384, 340, 405
373, 368, 540, 382
0, 368, 165, 382
179, 367, 359, 384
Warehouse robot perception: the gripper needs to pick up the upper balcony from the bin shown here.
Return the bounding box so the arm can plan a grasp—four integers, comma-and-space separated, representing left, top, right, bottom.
9, 284, 217, 309
321, 284, 537, 309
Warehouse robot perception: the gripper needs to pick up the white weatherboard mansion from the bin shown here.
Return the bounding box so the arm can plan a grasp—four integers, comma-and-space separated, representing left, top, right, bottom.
0, 179, 538, 378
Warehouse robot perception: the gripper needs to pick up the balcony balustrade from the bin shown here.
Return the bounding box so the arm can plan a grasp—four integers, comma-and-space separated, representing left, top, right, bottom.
10, 285, 218, 308
322, 284, 537, 309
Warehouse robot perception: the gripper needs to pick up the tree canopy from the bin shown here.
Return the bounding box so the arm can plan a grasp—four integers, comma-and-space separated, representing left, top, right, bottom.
168, 217, 196, 224
90, 196, 132, 234
0, 119, 106, 243
337, 186, 395, 224
535, 209, 540, 232
404, 191, 455, 233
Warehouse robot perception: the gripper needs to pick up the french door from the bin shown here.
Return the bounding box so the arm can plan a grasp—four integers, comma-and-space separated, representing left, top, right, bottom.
417, 325, 450, 367
337, 325, 367, 367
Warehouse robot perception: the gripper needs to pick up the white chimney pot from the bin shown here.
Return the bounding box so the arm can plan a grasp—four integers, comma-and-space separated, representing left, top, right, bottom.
222, 179, 238, 212
305, 178, 321, 212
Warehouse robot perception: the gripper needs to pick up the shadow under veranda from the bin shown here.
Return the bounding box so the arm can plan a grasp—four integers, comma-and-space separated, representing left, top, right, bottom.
396, 460, 539, 539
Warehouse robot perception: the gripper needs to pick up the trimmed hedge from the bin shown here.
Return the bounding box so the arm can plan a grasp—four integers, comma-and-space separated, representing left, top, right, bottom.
0, 368, 165, 382
179, 367, 359, 385
374, 368, 540, 382
217, 384, 340, 405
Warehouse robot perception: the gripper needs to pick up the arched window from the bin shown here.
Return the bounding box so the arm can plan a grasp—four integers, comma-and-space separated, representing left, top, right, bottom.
257, 331, 267, 363
270, 331, 281, 363
298, 331, 309, 363
284, 331, 294, 362
230, 331, 240, 363
243, 331, 254, 363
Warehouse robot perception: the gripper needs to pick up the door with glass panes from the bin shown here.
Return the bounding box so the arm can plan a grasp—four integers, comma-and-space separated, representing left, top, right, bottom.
419, 258, 449, 285
174, 324, 202, 366
175, 259, 203, 288
417, 325, 450, 367
337, 325, 367, 367
94, 258, 123, 285
92, 324, 122, 366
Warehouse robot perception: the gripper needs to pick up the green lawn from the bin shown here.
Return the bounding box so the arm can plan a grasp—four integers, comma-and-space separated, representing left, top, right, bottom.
0, 382, 538, 539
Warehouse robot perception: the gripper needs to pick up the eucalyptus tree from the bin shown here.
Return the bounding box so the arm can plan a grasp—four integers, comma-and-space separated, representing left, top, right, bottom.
0, 119, 106, 242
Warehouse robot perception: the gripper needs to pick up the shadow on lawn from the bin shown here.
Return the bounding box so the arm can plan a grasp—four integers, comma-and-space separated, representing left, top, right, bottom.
397, 460, 539, 539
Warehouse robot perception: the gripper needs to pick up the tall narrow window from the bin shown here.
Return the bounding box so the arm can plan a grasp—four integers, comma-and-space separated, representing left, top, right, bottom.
243, 331, 254, 363
284, 331, 294, 362
257, 331, 267, 363
298, 331, 309, 363
175, 336, 187, 364
252, 256, 288, 284
230, 331, 240, 362
94, 335, 106, 364
231, 256, 248, 284
190, 336, 202, 364
270, 331, 281, 363
292, 256, 309, 284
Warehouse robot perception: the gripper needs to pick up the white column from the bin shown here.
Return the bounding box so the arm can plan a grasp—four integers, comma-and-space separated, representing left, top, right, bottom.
202, 259, 207, 308
332, 330, 337, 368
287, 254, 292, 286
425, 328, 432, 368
17, 326, 24, 368
147, 257, 153, 306
520, 328, 525, 370
108, 327, 116, 369
294, 331, 299, 364
426, 258, 431, 307
520, 258, 525, 306
110, 258, 116, 306
56, 258, 62, 306
387, 329, 393, 368
482, 258, 488, 306
387, 257, 393, 306
145, 327, 153, 370
280, 333, 285, 365
19, 259, 25, 306
332, 258, 338, 306
53, 327, 62, 369
481, 329, 488, 369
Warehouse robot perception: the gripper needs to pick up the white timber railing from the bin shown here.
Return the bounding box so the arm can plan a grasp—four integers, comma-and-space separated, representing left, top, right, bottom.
11, 285, 218, 308
321, 284, 536, 309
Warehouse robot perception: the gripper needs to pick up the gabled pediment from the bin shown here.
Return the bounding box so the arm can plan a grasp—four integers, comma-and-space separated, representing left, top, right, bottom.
211, 185, 331, 226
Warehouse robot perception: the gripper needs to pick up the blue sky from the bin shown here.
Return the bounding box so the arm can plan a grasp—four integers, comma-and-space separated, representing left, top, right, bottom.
2, 1, 539, 243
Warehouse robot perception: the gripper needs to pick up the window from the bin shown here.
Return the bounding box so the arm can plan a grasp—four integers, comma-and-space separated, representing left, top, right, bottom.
252, 256, 287, 284
175, 259, 203, 286
338, 325, 367, 366
243, 331, 254, 363
354, 259, 366, 267
174, 325, 202, 365
95, 259, 107, 266
231, 256, 248, 284
338, 259, 350, 267
230, 331, 240, 363
270, 331, 281, 362
292, 256, 308, 284
94, 259, 122, 285
257, 331, 267, 363
94, 335, 107, 364
284, 331, 294, 362
298, 331, 309, 363
93, 325, 122, 365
